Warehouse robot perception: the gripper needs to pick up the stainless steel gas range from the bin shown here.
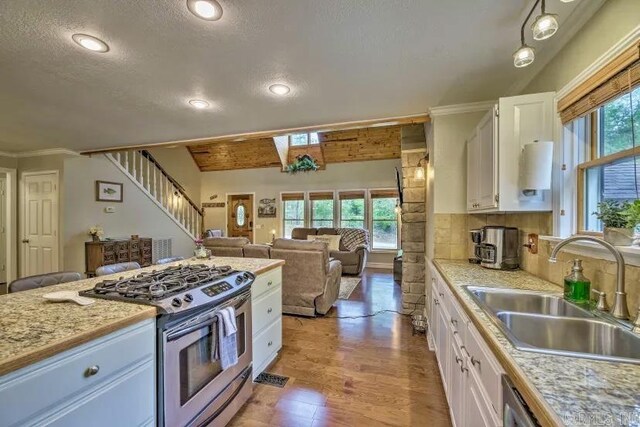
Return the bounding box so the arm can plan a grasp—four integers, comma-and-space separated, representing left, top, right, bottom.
81, 264, 255, 427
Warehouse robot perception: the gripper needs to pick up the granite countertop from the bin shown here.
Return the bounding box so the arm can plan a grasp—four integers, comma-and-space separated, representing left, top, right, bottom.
0, 257, 284, 377
433, 259, 640, 427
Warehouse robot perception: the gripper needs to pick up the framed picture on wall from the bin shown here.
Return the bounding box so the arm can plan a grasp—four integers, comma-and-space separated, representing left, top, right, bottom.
95, 180, 123, 202
258, 198, 276, 218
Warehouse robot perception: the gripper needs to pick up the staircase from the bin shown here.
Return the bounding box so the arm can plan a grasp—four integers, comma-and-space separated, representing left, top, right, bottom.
104, 150, 203, 239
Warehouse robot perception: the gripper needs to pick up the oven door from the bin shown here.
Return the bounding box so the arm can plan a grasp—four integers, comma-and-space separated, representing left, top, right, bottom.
162, 292, 252, 427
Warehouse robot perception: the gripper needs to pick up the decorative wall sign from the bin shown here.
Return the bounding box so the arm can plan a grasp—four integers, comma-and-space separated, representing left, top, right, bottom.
202, 202, 226, 208
258, 198, 276, 218
95, 180, 123, 202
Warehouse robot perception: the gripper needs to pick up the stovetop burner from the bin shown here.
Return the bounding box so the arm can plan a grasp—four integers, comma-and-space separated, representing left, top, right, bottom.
80, 264, 253, 314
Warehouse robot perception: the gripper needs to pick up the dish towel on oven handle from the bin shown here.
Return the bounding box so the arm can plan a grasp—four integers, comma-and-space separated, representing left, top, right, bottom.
212, 307, 238, 369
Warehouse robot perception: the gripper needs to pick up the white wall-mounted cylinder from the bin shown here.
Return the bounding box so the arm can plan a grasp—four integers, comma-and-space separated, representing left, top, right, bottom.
521, 141, 554, 191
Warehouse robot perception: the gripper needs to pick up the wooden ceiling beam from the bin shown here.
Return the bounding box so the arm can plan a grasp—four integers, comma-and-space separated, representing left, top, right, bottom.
79, 113, 429, 155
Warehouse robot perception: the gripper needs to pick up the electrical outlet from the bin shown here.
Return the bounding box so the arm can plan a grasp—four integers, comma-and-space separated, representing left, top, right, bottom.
104, 206, 116, 213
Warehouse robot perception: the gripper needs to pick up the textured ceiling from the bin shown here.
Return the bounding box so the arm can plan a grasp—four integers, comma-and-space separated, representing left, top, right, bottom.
0, 0, 587, 152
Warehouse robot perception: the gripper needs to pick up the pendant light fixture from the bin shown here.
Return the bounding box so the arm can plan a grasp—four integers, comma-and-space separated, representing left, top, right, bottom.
531, 0, 558, 41
512, 0, 562, 68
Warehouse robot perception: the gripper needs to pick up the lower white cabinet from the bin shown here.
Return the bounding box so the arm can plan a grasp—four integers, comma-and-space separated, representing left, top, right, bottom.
0, 319, 156, 427
429, 263, 504, 427
251, 266, 283, 379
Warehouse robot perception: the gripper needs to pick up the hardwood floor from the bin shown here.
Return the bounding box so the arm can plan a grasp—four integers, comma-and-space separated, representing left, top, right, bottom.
229, 269, 451, 427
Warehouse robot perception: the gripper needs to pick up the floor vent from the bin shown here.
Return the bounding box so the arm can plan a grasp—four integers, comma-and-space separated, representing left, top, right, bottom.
254, 372, 289, 388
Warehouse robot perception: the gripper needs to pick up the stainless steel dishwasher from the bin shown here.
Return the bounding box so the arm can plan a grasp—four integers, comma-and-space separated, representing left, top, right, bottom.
502, 375, 540, 427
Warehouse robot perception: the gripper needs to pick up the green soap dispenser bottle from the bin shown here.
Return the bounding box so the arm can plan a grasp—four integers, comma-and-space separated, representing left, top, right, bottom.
564, 259, 591, 305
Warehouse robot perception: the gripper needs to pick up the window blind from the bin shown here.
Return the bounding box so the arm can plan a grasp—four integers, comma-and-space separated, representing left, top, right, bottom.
281, 192, 304, 201
559, 42, 640, 124
309, 191, 334, 200
370, 189, 399, 199
338, 190, 365, 200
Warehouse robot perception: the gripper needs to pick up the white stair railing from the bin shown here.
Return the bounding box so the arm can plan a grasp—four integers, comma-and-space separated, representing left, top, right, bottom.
105, 150, 203, 239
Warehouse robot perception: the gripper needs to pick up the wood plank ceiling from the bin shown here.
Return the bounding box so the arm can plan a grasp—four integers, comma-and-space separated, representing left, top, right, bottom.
188, 124, 404, 172
189, 138, 282, 172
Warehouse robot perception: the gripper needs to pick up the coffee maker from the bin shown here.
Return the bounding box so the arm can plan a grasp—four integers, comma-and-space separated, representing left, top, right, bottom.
470, 226, 519, 270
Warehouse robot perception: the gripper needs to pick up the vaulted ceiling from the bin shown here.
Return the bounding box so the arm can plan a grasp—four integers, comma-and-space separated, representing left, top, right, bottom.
0, 0, 597, 153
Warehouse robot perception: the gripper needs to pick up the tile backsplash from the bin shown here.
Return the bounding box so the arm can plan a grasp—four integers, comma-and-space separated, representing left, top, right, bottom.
432, 212, 640, 316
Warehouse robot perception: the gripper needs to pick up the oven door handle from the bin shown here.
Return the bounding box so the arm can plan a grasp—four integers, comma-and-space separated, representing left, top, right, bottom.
166, 292, 250, 342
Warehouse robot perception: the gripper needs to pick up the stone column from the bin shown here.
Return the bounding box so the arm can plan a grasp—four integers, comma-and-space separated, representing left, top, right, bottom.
400, 125, 427, 314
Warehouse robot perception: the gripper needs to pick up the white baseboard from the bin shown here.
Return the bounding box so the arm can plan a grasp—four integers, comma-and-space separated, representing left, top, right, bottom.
366, 262, 393, 270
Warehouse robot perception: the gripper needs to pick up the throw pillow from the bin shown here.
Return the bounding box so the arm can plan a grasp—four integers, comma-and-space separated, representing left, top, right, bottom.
307, 234, 341, 251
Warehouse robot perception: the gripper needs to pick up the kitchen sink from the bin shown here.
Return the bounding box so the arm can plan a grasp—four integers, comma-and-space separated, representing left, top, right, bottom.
496, 312, 640, 364
466, 286, 594, 318
463, 286, 640, 364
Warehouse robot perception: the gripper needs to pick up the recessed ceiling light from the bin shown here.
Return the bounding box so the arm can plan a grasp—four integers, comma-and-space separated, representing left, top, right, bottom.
269, 84, 291, 96
187, 0, 223, 21
72, 34, 109, 53
189, 99, 210, 109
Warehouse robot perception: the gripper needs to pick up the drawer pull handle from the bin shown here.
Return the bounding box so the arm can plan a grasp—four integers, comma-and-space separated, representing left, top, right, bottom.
460, 345, 471, 357
85, 365, 100, 377
450, 318, 457, 326
455, 356, 462, 365
460, 365, 468, 373
471, 356, 481, 367
453, 330, 458, 335
267, 281, 273, 286
268, 341, 273, 347
267, 307, 273, 314
434, 298, 440, 305
439, 292, 444, 298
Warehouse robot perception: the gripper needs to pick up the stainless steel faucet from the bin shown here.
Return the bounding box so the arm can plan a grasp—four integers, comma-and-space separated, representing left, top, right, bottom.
549, 236, 630, 320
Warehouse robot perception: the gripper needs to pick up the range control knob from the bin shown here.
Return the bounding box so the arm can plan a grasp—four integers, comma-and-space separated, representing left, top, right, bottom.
235, 275, 244, 284
171, 298, 182, 308
243, 272, 251, 280
183, 294, 193, 303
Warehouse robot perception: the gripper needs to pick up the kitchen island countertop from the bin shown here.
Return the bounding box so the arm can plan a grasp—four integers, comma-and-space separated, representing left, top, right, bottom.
0, 257, 284, 376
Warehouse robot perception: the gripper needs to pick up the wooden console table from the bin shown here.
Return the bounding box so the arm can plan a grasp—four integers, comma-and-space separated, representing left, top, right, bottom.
85, 238, 152, 277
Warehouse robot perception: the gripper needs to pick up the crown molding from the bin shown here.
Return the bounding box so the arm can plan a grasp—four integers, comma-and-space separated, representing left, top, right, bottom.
506, 0, 607, 96
0, 148, 81, 158
428, 100, 495, 117
556, 24, 640, 100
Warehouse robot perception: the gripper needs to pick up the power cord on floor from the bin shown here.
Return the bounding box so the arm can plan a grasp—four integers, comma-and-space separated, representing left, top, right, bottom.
304, 294, 427, 320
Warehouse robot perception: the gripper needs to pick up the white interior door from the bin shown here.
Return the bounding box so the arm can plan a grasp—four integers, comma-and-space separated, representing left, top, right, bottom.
0, 177, 6, 283
22, 172, 59, 277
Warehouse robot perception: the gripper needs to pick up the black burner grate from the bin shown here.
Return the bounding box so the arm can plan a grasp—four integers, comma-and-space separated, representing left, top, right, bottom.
254, 372, 289, 388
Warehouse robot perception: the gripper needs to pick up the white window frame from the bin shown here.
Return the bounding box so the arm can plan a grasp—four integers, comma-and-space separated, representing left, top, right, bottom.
280, 191, 307, 238
337, 189, 368, 231
309, 190, 336, 229
368, 188, 400, 252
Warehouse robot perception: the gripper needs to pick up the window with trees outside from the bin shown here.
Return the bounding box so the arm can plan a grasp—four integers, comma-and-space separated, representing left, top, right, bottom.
290, 132, 320, 146
310, 192, 334, 228
579, 84, 640, 232
281, 193, 305, 238
339, 191, 365, 229
370, 190, 399, 250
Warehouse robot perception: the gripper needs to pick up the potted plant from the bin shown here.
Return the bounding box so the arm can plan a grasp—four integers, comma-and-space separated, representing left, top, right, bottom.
285, 154, 319, 174
622, 200, 640, 246
88, 226, 104, 242
593, 201, 633, 245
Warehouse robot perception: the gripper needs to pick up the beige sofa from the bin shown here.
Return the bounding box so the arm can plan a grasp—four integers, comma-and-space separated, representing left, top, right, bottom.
270, 239, 342, 316
291, 227, 369, 276
202, 237, 342, 316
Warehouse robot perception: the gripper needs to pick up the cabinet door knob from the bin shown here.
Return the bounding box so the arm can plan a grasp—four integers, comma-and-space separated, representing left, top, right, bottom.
268, 341, 273, 347
434, 298, 440, 305
267, 307, 273, 314
267, 281, 273, 286
471, 356, 481, 367
450, 318, 457, 326
439, 292, 444, 298
85, 365, 100, 377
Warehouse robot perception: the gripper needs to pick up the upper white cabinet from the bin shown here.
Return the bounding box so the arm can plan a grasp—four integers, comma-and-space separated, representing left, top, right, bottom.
467, 92, 555, 212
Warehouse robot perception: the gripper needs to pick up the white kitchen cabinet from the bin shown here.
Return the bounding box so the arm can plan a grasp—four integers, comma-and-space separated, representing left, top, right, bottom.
251, 266, 283, 379
467, 92, 555, 213
0, 319, 156, 427
429, 263, 504, 426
